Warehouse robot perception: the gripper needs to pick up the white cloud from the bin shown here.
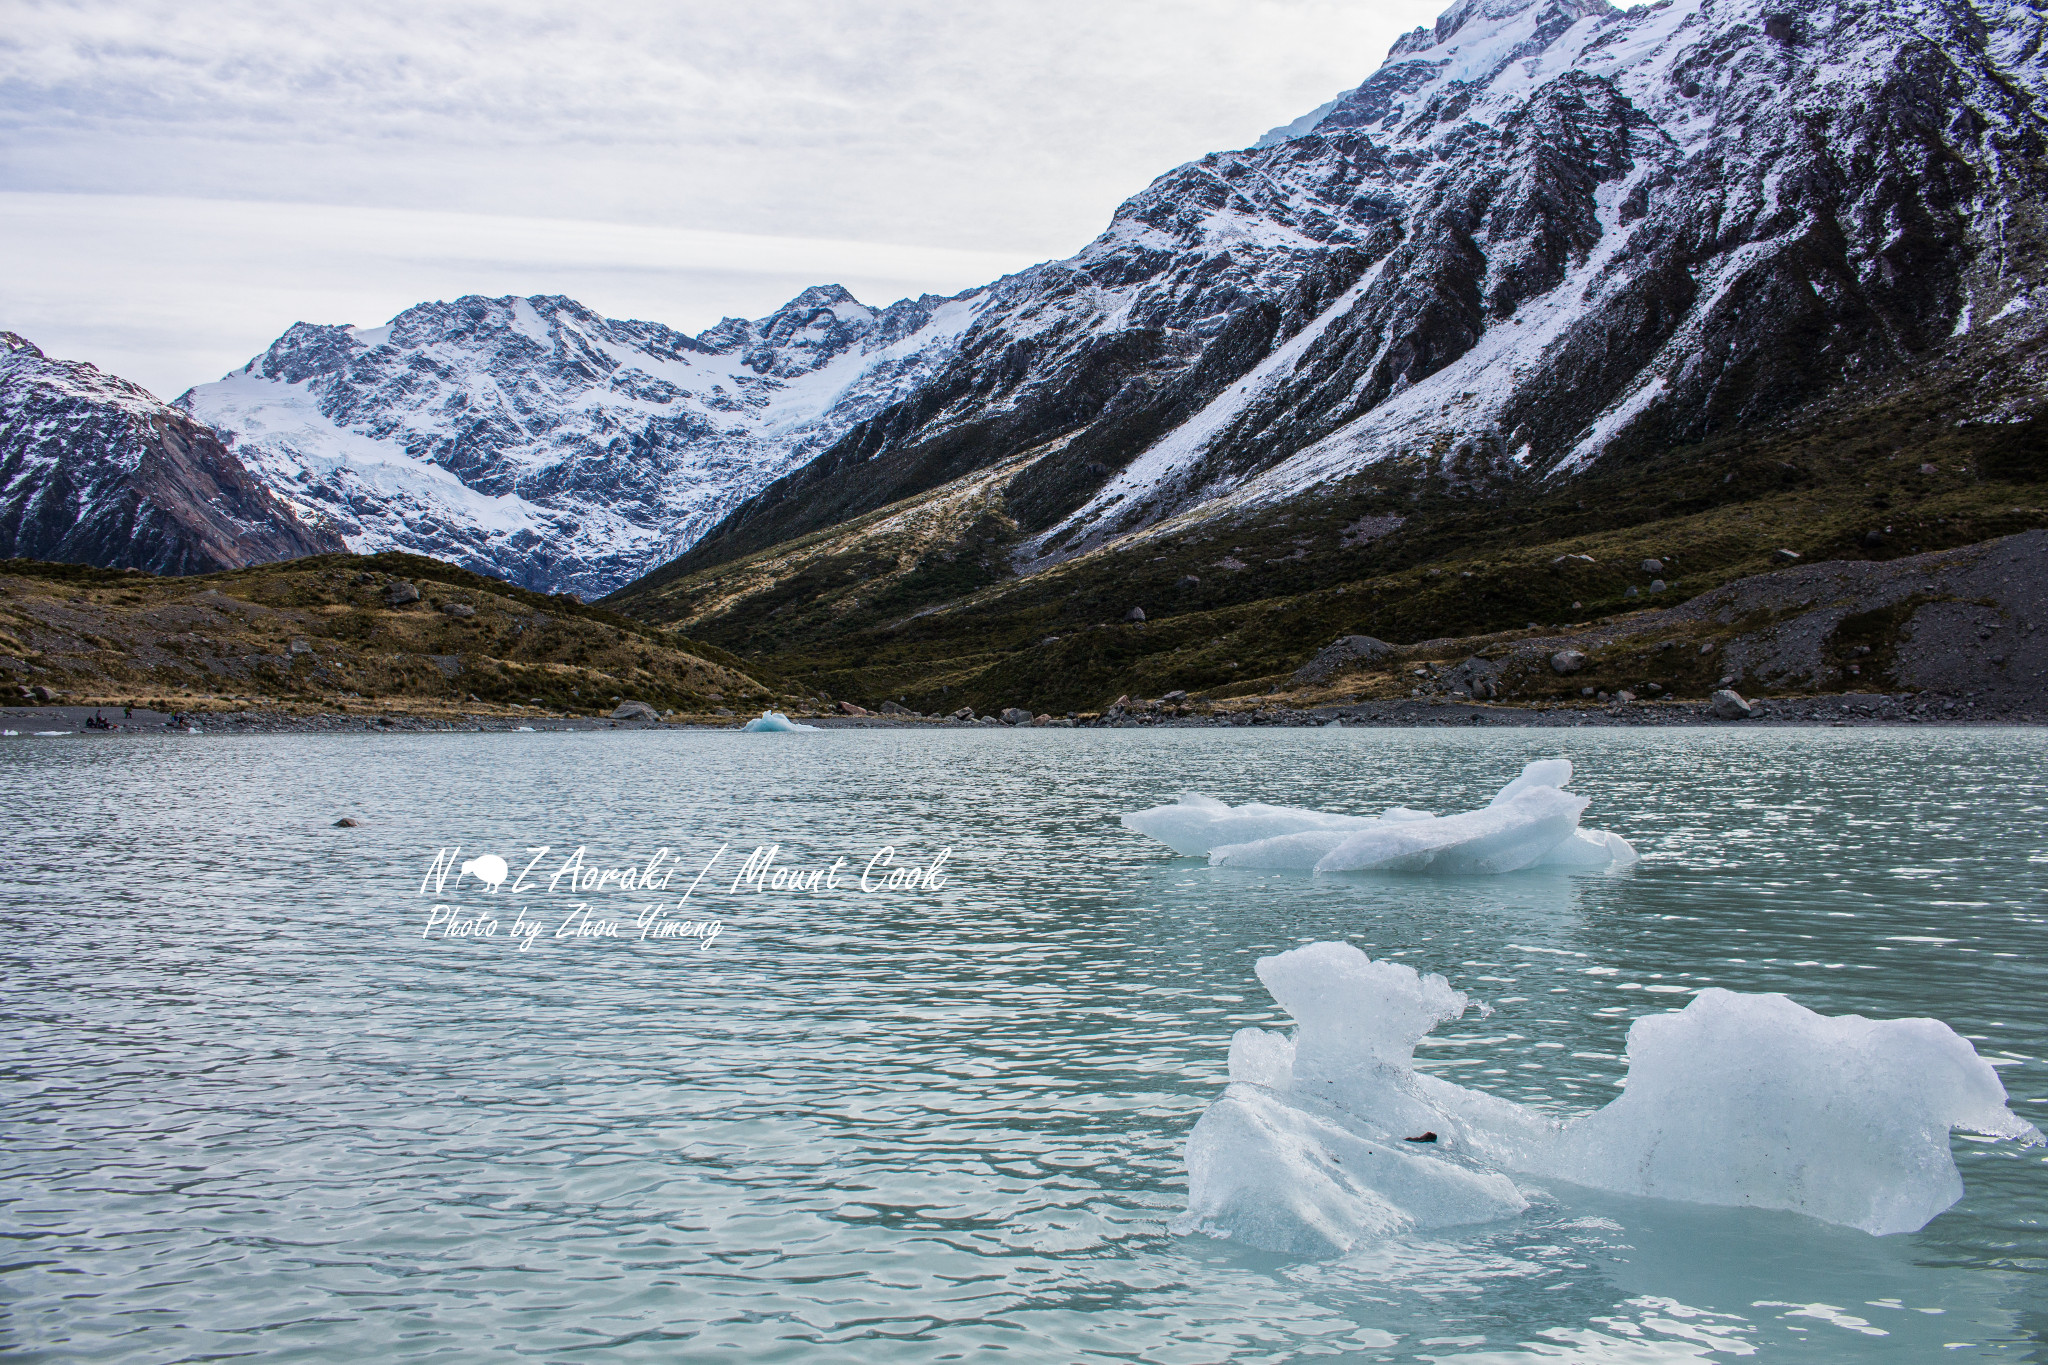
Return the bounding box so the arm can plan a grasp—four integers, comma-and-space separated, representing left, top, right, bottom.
0, 0, 1445, 392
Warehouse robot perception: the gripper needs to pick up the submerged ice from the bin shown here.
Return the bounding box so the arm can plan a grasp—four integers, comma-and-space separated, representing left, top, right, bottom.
1179, 943, 2043, 1256
1123, 760, 1637, 873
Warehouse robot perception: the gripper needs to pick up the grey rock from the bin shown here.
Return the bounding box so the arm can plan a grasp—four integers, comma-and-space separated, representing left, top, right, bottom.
1640, 559, 1664, 575
1649, 579, 1667, 593
951, 706, 974, 720
879, 700, 917, 716
1293, 635, 1395, 685
289, 637, 313, 654
385, 581, 421, 606
1175, 575, 1201, 591
333, 817, 360, 827
441, 601, 476, 618
610, 700, 659, 721
1124, 606, 1147, 622
1551, 650, 1588, 675
1712, 689, 1755, 720
1000, 707, 1033, 725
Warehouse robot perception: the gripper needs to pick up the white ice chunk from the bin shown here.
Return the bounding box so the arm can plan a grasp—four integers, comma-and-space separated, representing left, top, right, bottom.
1124, 761, 1633, 874
1536, 988, 2042, 1235
1310, 786, 1590, 874
1120, 796, 1379, 856
1227, 1027, 1295, 1088
1536, 828, 1640, 868
1178, 944, 2044, 1256
1207, 828, 1358, 870
1489, 758, 1573, 805
1179, 943, 1530, 1254
1182, 1082, 1530, 1255
740, 711, 817, 732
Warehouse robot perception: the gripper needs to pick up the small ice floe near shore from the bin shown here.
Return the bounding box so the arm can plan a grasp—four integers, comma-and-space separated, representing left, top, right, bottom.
1177, 943, 2043, 1256
742, 711, 817, 732
1123, 759, 1635, 873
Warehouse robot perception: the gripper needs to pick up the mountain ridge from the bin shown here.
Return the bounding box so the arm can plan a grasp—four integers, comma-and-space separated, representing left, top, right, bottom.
174, 284, 990, 597
0, 332, 343, 575
653, 0, 2048, 591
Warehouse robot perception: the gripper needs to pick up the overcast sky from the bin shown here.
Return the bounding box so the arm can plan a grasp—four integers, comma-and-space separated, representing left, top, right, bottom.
2, 0, 1442, 397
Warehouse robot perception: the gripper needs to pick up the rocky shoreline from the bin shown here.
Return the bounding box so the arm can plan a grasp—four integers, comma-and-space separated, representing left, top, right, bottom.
6, 689, 2039, 737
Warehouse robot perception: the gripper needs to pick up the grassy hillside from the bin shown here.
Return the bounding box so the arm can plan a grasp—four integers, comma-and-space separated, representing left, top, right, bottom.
1, 551, 775, 717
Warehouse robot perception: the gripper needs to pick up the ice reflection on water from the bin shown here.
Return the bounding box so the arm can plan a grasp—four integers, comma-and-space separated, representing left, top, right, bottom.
1, 727, 2043, 1361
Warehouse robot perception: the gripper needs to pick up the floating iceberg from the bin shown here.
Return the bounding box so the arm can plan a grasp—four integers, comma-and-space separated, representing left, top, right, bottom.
1123, 759, 1635, 873
1178, 943, 2043, 1256
741, 711, 817, 732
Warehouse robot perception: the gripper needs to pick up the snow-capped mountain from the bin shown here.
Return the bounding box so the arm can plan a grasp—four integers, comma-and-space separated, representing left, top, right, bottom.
0, 332, 342, 574
178, 287, 984, 596
668, 0, 2048, 578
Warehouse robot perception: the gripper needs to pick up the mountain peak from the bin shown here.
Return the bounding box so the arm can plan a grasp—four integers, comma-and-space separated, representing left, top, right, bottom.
1391, 0, 1615, 58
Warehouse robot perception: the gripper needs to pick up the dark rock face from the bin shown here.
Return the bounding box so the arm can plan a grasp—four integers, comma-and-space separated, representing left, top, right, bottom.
0, 333, 342, 574
648, 0, 2048, 588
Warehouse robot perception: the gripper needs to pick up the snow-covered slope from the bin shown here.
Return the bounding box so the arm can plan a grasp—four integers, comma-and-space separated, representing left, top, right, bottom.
1035, 0, 2048, 556
0, 332, 342, 574
179, 287, 983, 596
665, 0, 2048, 580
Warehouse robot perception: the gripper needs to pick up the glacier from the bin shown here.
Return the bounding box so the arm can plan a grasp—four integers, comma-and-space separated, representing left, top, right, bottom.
1122, 759, 1637, 873
1178, 942, 2045, 1256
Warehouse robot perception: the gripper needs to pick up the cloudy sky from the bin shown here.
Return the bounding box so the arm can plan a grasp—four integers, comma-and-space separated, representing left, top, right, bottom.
3, 0, 1442, 397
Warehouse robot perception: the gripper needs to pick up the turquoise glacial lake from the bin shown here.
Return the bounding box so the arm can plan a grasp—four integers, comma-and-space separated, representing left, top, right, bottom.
2, 727, 2044, 1361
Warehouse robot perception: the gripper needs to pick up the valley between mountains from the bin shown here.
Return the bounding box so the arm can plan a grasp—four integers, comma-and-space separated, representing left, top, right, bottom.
5, 0, 2048, 721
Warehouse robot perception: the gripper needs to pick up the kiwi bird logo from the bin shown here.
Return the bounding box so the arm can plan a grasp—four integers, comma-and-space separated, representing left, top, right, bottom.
460, 853, 509, 892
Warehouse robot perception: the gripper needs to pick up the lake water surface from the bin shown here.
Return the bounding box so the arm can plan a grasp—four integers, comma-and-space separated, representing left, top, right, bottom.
3, 727, 2045, 1362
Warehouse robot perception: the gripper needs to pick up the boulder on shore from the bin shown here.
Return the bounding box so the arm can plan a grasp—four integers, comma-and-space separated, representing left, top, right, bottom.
1292, 635, 1395, 685
1711, 689, 1755, 720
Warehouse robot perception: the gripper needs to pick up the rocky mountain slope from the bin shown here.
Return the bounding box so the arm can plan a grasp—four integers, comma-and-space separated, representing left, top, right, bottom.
646, 0, 2048, 590
604, 297, 2048, 713
177, 287, 985, 598
0, 333, 342, 575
